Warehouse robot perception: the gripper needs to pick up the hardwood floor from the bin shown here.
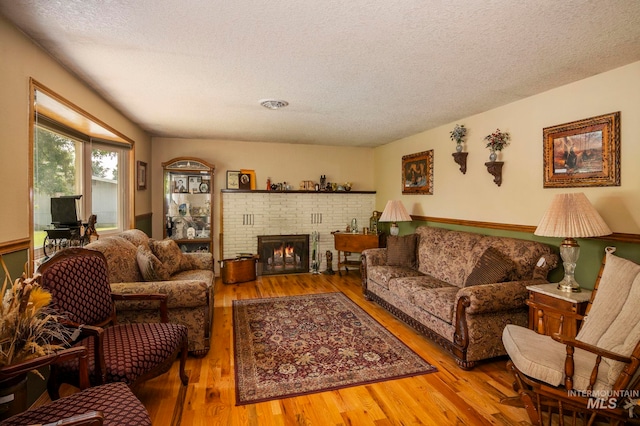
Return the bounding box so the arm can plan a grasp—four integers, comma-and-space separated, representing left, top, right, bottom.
134, 272, 531, 425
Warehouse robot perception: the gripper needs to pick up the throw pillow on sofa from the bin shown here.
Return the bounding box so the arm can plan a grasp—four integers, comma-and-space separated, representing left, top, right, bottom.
149, 239, 193, 275
136, 244, 170, 281
386, 234, 418, 268
464, 246, 515, 287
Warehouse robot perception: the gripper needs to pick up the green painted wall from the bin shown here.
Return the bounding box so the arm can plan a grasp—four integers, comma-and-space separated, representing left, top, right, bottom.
389, 221, 640, 291
135, 215, 152, 237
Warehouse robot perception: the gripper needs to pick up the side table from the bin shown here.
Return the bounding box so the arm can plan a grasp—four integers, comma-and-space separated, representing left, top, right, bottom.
332, 232, 385, 276
526, 283, 592, 339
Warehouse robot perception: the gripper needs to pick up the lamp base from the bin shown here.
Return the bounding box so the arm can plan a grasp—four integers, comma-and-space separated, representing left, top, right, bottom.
390, 223, 399, 236
557, 237, 581, 292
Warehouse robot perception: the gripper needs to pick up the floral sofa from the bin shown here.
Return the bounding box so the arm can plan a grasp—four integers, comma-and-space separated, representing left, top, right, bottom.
85, 229, 214, 356
361, 226, 558, 369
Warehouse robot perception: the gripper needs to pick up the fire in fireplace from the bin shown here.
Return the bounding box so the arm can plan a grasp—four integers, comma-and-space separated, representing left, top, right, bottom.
257, 234, 310, 275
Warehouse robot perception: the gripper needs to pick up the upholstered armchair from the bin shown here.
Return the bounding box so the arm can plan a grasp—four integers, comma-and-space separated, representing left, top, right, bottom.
37, 248, 188, 399
502, 247, 640, 425
0, 347, 151, 425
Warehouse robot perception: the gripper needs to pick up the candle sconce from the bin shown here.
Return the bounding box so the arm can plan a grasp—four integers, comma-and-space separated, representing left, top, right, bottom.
452, 152, 468, 174
485, 161, 504, 186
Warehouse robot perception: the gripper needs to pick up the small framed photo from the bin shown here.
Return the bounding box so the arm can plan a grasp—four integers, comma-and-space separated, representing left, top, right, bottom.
136, 161, 147, 190
188, 176, 202, 193
226, 170, 240, 190
402, 150, 434, 194
172, 176, 189, 193
543, 112, 620, 188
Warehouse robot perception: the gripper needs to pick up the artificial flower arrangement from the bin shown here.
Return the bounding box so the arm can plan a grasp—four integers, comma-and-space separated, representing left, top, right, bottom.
0, 257, 69, 371
449, 124, 467, 144
484, 128, 511, 151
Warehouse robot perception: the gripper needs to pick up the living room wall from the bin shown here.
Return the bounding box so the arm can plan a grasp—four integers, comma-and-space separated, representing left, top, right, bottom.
374, 61, 640, 288
151, 137, 375, 266
0, 15, 152, 264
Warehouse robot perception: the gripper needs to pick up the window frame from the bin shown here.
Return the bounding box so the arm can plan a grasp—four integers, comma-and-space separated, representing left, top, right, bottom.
29, 79, 135, 270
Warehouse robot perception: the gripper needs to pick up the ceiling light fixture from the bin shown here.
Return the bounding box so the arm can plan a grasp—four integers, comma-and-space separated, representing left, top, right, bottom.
259, 99, 289, 110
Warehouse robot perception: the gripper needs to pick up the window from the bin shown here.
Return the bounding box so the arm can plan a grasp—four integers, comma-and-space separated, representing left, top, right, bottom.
30, 80, 134, 262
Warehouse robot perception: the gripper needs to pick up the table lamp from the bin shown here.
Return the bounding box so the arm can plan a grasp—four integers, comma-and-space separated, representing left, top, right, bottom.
379, 200, 412, 236
534, 192, 611, 292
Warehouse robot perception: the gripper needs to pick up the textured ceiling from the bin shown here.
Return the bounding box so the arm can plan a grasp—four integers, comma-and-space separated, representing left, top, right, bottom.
2, 0, 640, 147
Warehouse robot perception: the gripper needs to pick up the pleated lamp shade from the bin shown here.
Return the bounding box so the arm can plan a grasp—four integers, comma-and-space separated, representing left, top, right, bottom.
534, 193, 611, 238
379, 200, 412, 236
379, 200, 412, 223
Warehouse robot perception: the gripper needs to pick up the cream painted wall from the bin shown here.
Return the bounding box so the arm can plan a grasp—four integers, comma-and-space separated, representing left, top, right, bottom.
151, 138, 375, 262
374, 61, 640, 234
0, 16, 152, 246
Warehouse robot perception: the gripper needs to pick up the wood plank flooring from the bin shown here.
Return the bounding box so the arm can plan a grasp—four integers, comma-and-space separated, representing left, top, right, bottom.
134, 272, 531, 425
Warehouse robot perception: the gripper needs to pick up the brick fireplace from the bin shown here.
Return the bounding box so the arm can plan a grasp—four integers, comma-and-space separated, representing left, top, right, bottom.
221, 191, 376, 273
257, 234, 309, 275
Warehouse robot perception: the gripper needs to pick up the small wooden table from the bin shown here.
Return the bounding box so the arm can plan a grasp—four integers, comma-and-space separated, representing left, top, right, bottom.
526, 283, 592, 339
332, 231, 385, 276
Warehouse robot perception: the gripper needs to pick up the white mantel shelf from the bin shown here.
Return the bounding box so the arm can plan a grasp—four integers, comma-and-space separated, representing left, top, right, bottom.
221, 190, 376, 194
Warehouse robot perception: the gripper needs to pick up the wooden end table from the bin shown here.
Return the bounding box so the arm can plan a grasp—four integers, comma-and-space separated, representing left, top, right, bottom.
332, 232, 384, 276
526, 283, 592, 339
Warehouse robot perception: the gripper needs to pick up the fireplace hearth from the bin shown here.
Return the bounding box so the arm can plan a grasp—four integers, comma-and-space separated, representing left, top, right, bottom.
257, 234, 310, 275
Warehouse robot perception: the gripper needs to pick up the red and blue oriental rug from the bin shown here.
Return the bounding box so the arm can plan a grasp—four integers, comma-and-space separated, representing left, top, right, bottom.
233, 292, 436, 405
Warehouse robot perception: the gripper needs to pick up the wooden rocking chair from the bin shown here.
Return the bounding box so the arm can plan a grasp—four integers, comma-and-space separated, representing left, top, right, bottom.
502, 247, 640, 425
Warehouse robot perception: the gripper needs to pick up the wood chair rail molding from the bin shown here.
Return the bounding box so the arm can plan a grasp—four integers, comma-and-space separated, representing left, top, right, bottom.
0, 238, 30, 255
411, 216, 640, 244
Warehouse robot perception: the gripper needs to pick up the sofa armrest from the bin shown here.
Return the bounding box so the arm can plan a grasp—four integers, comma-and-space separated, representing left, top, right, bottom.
185, 252, 214, 270
456, 279, 548, 315
111, 280, 209, 310
362, 248, 387, 267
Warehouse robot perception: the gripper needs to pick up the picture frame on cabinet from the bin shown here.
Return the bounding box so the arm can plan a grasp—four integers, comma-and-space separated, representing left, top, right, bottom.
188, 176, 202, 193
226, 170, 240, 190
173, 175, 189, 193
136, 161, 147, 190
543, 112, 620, 188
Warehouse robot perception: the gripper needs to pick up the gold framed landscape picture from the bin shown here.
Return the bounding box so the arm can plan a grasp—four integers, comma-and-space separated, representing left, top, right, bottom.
543, 112, 620, 188
402, 150, 433, 195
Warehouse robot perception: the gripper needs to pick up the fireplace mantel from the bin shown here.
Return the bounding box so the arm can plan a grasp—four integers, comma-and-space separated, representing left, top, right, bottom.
221, 190, 375, 194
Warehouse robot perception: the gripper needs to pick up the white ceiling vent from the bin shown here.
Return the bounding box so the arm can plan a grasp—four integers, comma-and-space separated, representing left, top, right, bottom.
259, 99, 289, 110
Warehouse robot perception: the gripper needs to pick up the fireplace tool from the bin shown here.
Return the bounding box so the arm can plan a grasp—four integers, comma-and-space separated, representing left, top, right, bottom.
311, 231, 321, 274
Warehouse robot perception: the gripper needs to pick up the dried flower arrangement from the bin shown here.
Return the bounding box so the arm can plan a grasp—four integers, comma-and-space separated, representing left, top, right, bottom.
0, 257, 69, 371
484, 128, 511, 151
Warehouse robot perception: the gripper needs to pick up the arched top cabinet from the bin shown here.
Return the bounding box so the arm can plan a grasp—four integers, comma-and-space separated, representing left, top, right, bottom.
162, 157, 215, 253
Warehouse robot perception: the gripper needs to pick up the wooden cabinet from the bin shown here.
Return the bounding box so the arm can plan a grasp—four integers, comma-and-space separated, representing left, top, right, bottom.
332, 232, 385, 276
526, 284, 592, 339
162, 157, 214, 253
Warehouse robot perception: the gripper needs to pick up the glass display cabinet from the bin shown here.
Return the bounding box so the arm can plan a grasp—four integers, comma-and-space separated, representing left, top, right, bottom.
162, 157, 214, 253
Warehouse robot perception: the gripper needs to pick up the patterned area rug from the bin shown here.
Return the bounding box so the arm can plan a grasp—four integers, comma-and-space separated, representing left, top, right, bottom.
233, 292, 436, 405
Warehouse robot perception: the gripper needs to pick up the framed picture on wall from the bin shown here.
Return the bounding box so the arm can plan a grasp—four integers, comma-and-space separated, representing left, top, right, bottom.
543, 112, 620, 188
402, 150, 433, 194
136, 161, 147, 190
226, 170, 240, 190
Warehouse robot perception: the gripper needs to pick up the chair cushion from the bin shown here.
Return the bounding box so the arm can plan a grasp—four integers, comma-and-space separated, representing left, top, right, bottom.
56, 323, 187, 385
576, 251, 640, 385
137, 244, 170, 281
150, 239, 193, 276
502, 324, 612, 391
389, 276, 457, 324
0, 382, 151, 426
367, 265, 423, 290
464, 246, 515, 287
386, 234, 418, 268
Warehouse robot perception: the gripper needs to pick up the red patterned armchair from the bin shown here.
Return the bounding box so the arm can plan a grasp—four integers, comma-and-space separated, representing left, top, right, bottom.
37, 248, 188, 399
0, 347, 151, 425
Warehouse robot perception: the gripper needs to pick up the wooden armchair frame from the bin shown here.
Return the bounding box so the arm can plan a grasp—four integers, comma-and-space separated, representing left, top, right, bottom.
507, 249, 640, 425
